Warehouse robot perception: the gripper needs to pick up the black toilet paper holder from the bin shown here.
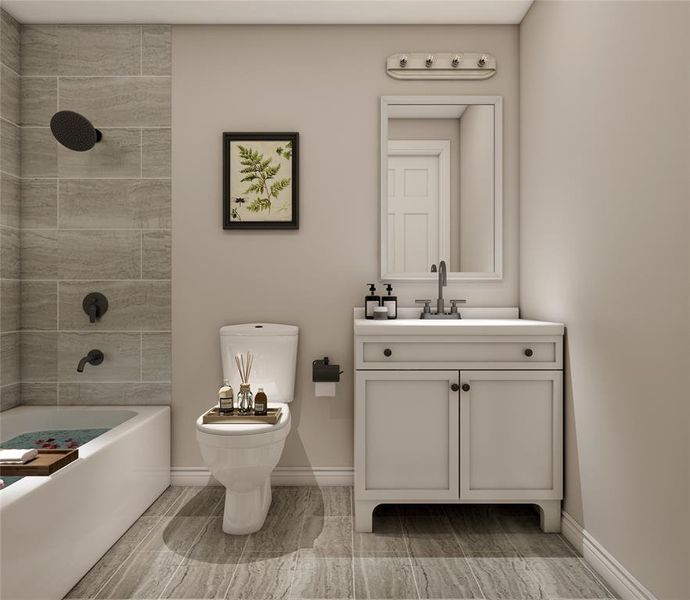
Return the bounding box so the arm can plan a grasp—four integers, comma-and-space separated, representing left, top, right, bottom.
312, 357, 343, 383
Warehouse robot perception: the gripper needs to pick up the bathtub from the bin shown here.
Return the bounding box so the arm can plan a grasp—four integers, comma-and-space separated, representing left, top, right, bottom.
0, 406, 170, 600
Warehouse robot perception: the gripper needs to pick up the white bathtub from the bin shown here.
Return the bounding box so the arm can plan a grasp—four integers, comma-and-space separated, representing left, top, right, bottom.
0, 406, 170, 600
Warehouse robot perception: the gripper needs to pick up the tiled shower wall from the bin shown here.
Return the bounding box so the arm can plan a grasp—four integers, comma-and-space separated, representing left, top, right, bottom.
0, 10, 21, 410
2, 18, 172, 408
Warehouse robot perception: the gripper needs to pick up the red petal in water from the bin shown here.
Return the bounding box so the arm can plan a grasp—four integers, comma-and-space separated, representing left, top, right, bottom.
42, 443, 51, 448
36, 439, 44, 444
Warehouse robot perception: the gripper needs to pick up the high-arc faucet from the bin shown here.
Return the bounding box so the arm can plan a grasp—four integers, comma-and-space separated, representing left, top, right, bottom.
431, 261, 448, 314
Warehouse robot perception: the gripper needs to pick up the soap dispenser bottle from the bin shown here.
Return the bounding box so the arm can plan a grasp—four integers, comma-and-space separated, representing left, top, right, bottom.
365, 284, 381, 319
383, 284, 397, 319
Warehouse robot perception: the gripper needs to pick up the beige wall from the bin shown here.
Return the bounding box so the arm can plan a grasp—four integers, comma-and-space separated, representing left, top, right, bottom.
172, 25, 519, 469
520, 2, 689, 598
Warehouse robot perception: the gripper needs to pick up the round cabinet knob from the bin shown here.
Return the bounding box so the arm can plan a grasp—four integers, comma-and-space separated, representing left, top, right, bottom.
524, 348, 534, 357
383, 348, 392, 357
461, 383, 470, 392
450, 383, 460, 392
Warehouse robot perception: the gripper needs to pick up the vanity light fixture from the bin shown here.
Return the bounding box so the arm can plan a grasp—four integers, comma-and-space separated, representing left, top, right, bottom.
386, 52, 496, 80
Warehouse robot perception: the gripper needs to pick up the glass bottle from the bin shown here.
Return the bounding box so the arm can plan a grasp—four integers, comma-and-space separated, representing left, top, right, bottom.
237, 383, 253, 413
218, 379, 234, 414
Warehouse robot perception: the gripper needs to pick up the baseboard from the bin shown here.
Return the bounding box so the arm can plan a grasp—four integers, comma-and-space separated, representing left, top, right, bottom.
561, 512, 657, 600
170, 467, 354, 487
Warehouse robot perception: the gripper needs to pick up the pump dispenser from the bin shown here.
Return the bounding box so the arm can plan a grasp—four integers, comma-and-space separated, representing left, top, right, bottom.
365, 284, 381, 319
383, 284, 398, 319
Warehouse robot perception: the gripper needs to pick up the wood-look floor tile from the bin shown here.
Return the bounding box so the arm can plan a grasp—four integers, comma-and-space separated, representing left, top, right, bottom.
186, 517, 247, 564
506, 532, 577, 558
225, 552, 297, 600
95, 551, 182, 599
467, 556, 544, 599
138, 516, 208, 555
403, 516, 464, 558
299, 516, 352, 558
525, 558, 613, 599
161, 560, 238, 599
291, 556, 353, 599
304, 486, 352, 517
65, 546, 132, 599
174, 486, 223, 517
353, 557, 418, 600
398, 504, 447, 518
447, 509, 518, 558
411, 557, 483, 599
354, 516, 407, 557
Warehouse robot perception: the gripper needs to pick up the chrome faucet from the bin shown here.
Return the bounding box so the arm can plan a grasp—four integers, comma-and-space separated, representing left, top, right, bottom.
431, 261, 448, 315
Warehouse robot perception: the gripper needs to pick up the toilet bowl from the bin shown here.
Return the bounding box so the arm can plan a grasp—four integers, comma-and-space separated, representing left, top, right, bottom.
196, 404, 291, 534
196, 323, 298, 535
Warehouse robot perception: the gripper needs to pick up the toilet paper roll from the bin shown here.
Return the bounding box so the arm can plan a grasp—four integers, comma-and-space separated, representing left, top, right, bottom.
315, 382, 336, 397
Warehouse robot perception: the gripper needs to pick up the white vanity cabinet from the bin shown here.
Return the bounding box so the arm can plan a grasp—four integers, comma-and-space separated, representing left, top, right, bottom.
353, 312, 564, 533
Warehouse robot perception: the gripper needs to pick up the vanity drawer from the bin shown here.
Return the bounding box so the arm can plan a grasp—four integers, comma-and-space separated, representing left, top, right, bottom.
357, 336, 562, 369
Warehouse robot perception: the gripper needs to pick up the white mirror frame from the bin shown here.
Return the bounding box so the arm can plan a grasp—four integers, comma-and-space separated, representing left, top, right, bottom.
380, 95, 503, 282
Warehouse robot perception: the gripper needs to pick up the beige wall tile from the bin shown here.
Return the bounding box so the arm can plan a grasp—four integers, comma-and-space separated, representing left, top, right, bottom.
58, 25, 141, 76
0, 226, 20, 279
59, 382, 170, 405
1, 119, 20, 176
57, 128, 140, 178
21, 230, 58, 279
0, 382, 20, 411
59, 179, 171, 229
142, 129, 171, 177
0, 9, 20, 74
59, 281, 170, 330
1, 64, 20, 124
58, 230, 141, 280
21, 77, 57, 127
0, 173, 20, 228
20, 25, 57, 75
59, 77, 171, 127
142, 230, 171, 279
21, 281, 58, 330
57, 332, 141, 381
1, 332, 20, 385
21, 178, 58, 228
20, 331, 58, 381
0, 278, 20, 331
142, 26, 171, 76
21, 382, 58, 405
142, 332, 171, 381
21, 127, 57, 177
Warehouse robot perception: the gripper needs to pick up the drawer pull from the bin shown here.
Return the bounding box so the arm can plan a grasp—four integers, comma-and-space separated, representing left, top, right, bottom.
450, 383, 460, 392
383, 348, 392, 357
524, 348, 534, 357
461, 383, 470, 392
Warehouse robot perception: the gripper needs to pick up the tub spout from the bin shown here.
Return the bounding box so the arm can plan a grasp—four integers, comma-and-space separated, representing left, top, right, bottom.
77, 349, 104, 372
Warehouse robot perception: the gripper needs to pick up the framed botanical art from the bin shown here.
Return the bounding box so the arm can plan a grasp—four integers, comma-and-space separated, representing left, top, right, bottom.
223, 132, 299, 229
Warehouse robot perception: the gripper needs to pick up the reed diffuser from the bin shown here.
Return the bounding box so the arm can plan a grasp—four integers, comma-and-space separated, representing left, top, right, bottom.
234, 352, 254, 413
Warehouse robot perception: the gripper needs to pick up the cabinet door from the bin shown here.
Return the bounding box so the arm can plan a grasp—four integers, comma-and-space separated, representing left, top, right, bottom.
355, 370, 459, 500
459, 370, 562, 500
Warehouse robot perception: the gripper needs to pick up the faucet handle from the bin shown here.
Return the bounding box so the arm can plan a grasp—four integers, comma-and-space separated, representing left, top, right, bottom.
449, 299, 467, 314
415, 299, 432, 313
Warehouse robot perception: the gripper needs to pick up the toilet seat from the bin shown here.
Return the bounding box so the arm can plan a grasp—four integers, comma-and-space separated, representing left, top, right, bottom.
196, 403, 290, 437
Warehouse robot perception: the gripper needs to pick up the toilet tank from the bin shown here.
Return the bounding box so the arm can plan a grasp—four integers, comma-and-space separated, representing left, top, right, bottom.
220, 323, 298, 403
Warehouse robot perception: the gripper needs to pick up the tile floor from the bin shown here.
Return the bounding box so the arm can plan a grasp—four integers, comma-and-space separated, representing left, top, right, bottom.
65, 486, 617, 600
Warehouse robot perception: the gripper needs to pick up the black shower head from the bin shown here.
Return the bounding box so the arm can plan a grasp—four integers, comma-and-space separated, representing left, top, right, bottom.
50, 110, 102, 152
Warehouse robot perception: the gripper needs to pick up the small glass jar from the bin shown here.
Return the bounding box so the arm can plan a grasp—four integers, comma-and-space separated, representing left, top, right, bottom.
237, 383, 253, 413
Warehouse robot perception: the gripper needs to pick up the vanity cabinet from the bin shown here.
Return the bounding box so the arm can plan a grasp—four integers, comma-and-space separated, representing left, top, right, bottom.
354, 314, 564, 534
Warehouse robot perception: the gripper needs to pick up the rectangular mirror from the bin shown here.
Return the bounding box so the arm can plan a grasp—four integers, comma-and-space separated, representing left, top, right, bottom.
380, 96, 502, 281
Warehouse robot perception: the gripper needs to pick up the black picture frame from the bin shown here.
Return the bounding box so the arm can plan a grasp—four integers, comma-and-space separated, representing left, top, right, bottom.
223, 132, 299, 230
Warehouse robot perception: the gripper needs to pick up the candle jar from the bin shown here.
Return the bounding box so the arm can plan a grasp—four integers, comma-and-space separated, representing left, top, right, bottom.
237, 383, 253, 413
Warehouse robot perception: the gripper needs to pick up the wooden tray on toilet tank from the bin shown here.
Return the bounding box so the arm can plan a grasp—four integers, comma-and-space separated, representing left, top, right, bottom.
0, 448, 79, 476
202, 407, 282, 425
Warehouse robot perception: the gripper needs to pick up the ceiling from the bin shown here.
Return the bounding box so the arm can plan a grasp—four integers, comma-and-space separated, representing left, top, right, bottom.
3, 0, 534, 25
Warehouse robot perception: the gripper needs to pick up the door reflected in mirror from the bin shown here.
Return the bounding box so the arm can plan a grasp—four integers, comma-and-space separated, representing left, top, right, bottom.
381, 97, 502, 281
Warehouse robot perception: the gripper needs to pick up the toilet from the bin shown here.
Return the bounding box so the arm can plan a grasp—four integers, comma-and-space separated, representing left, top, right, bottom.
196, 323, 298, 534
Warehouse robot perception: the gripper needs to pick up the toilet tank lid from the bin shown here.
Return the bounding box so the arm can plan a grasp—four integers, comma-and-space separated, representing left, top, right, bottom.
220, 323, 298, 337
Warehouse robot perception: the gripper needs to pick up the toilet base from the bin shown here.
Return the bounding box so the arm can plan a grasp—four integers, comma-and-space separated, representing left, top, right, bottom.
221, 477, 273, 534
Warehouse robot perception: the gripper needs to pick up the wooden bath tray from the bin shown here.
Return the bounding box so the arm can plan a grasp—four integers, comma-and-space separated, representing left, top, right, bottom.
0, 449, 79, 476
202, 407, 282, 425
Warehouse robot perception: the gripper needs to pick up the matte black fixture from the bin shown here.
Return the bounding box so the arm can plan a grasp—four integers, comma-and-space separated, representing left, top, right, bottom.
50, 110, 102, 151
77, 349, 104, 373
312, 357, 343, 383
82, 292, 108, 324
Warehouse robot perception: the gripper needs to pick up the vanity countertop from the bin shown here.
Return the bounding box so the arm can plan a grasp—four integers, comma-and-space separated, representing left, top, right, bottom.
353, 308, 564, 336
